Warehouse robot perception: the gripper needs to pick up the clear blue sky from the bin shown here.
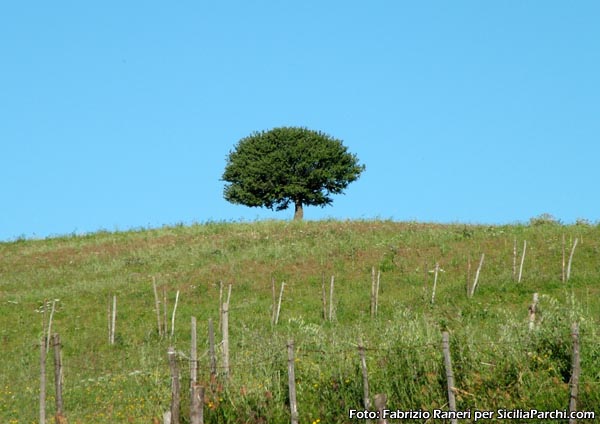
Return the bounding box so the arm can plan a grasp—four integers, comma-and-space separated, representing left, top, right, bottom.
2, 1, 599, 241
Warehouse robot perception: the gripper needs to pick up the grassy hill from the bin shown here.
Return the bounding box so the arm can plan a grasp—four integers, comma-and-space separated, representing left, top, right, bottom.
1, 219, 599, 423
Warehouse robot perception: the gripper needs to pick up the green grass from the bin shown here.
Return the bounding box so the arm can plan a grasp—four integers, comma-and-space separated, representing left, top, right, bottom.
1, 219, 599, 423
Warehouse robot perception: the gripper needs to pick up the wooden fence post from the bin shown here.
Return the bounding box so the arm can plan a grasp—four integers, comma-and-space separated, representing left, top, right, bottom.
191, 317, 197, 385
271, 277, 277, 326
375, 270, 381, 317
163, 287, 168, 338
423, 260, 429, 298
46, 300, 56, 353
190, 317, 204, 424
562, 234, 566, 283
208, 318, 217, 388
569, 323, 581, 423
287, 340, 299, 424
370, 267, 376, 318
107, 296, 111, 344
567, 238, 579, 282
431, 263, 440, 304
153, 278, 163, 338
518, 240, 527, 283
218, 281, 223, 332
170, 290, 180, 339
109, 295, 117, 345
466, 255, 471, 296
528, 293, 539, 331
227, 283, 232, 308
275, 282, 285, 326
374, 393, 388, 424
358, 341, 371, 411
329, 276, 335, 321
190, 383, 204, 424
42, 298, 47, 345
470, 254, 485, 297
369, 268, 381, 317
40, 336, 46, 424
222, 302, 230, 378
52, 333, 65, 422
321, 273, 327, 322
167, 347, 180, 424
513, 238, 517, 281
442, 332, 458, 424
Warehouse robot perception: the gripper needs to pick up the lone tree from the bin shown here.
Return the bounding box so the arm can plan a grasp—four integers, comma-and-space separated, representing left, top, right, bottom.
222, 127, 365, 220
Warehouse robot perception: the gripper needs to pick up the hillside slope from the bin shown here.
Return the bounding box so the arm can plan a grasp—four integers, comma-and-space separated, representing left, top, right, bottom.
1, 220, 599, 422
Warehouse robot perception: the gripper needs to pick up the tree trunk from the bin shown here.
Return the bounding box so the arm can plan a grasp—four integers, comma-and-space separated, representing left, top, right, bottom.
293, 201, 304, 220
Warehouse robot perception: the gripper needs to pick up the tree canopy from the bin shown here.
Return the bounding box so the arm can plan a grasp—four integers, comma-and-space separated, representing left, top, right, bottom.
222, 127, 365, 220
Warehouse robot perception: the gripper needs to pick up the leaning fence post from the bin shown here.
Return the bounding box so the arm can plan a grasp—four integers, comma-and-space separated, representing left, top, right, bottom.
287, 340, 299, 424
518, 240, 527, 283
271, 277, 277, 325
46, 300, 56, 353
567, 238, 579, 282
275, 282, 285, 326
442, 332, 458, 424
431, 263, 440, 304
569, 323, 581, 423
470, 253, 485, 297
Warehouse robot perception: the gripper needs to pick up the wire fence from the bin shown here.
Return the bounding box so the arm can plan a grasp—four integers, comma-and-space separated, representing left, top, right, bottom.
5, 318, 600, 424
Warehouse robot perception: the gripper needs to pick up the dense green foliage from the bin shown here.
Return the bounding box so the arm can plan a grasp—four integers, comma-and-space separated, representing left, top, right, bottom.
1, 220, 599, 423
222, 127, 365, 219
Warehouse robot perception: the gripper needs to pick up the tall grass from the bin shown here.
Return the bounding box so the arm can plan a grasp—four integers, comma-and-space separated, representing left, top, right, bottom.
0, 220, 599, 422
